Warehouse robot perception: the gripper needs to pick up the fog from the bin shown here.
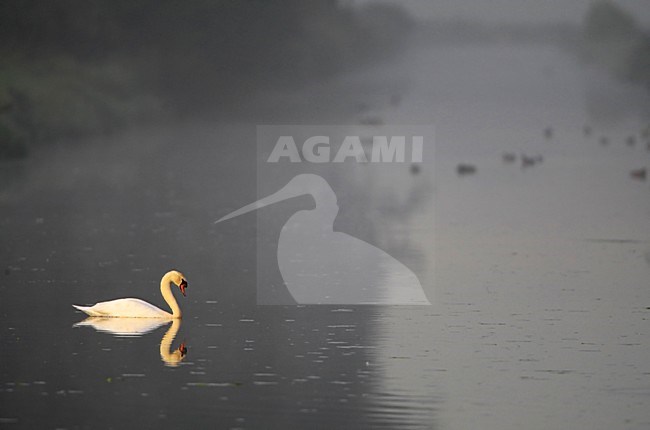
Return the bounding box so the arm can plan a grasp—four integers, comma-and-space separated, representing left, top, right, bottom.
1, 1, 648, 145
365, 0, 650, 25
1, 1, 649, 429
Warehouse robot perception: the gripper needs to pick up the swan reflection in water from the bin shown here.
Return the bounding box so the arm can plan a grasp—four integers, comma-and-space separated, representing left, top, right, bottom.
74, 318, 187, 367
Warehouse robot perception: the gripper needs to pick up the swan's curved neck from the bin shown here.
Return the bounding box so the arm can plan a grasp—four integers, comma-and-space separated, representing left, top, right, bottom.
161, 273, 181, 318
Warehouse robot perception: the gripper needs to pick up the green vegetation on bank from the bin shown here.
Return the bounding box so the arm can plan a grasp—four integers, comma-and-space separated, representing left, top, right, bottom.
0, 55, 164, 148
0, 1, 412, 159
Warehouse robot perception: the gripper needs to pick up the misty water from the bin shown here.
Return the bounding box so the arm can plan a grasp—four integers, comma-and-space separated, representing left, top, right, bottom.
2, 41, 650, 429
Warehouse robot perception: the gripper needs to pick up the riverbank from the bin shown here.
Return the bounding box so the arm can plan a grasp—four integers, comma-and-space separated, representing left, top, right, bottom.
0, 1, 413, 160
0, 53, 166, 158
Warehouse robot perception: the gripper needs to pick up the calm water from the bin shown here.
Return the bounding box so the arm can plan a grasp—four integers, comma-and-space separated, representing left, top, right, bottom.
1, 42, 650, 429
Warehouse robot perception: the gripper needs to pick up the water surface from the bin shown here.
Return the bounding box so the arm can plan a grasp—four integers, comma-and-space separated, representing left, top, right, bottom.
1, 41, 649, 429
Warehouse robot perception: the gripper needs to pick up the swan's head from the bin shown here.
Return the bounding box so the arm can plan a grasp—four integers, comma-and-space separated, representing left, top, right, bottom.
168, 270, 188, 297
179, 342, 188, 356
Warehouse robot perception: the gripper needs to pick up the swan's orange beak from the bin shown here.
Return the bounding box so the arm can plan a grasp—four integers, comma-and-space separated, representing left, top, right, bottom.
179, 279, 188, 296
179, 342, 188, 356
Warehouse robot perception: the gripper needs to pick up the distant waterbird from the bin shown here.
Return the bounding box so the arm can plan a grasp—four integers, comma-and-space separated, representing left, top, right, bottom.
521, 154, 543, 168
630, 168, 647, 181
456, 163, 477, 175
358, 115, 385, 126
543, 127, 554, 140
501, 152, 517, 163
215, 174, 430, 305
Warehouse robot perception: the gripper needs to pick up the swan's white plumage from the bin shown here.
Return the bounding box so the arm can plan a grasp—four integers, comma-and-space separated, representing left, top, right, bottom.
73, 299, 172, 318
73, 270, 187, 319
73, 315, 170, 335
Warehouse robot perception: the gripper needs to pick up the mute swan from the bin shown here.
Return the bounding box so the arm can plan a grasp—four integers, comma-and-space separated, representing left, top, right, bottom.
72, 270, 188, 319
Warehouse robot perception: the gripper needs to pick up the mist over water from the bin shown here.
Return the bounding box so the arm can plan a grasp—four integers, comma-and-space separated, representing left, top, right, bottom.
1, 1, 650, 429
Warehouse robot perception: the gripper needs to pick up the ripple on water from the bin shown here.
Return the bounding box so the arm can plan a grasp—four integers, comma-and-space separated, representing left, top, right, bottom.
186, 382, 242, 388
335, 345, 375, 350
362, 391, 437, 427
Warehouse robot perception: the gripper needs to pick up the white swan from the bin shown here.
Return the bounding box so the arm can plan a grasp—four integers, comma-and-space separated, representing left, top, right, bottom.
72, 270, 188, 319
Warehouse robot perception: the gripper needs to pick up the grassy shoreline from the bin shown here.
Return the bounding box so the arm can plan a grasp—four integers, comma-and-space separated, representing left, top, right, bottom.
0, 53, 169, 159
0, 2, 414, 160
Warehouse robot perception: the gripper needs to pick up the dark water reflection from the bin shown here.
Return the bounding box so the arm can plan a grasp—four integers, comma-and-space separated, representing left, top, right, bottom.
2, 39, 650, 429
4, 299, 434, 428
0, 122, 437, 428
